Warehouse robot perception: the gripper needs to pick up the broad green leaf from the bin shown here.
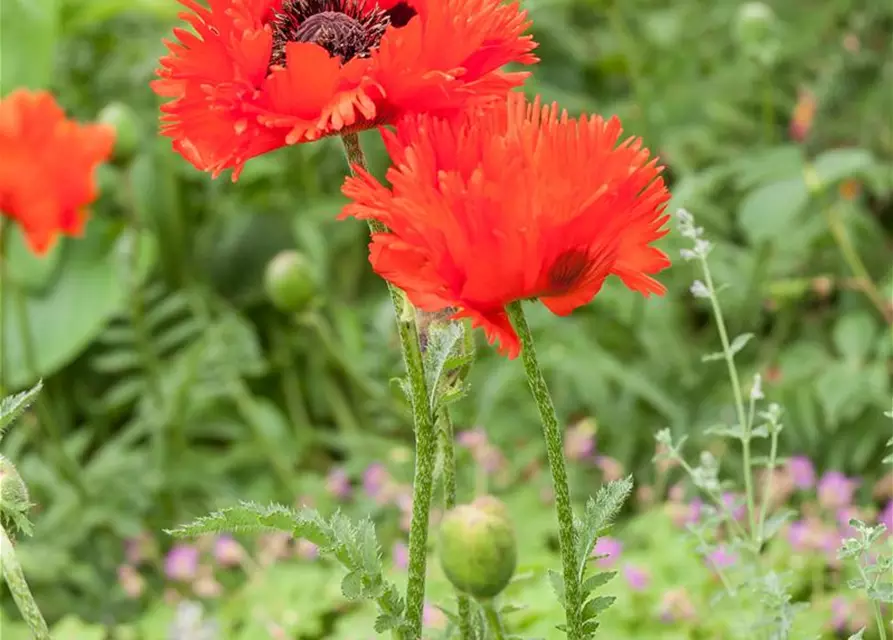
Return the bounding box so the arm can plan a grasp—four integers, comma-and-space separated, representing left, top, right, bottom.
832, 312, 877, 363
1, 222, 150, 389
737, 178, 808, 244
813, 148, 875, 186
0, 0, 58, 94
3, 225, 62, 293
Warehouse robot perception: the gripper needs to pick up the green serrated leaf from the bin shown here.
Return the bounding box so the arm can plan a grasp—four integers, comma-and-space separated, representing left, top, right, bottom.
341, 570, 364, 600
581, 595, 615, 621
548, 569, 566, 606
868, 583, 893, 604
575, 477, 633, 576
0, 380, 43, 439
423, 322, 464, 411
373, 613, 404, 633
166, 501, 299, 538
580, 571, 616, 595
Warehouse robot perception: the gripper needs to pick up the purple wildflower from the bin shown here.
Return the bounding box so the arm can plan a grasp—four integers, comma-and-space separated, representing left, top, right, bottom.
787, 455, 815, 490
164, 544, 199, 582
213, 535, 243, 568
721, 492, 746, 521
786, 520, 809, 551
457, 428, 487, 450
879, 500, 893, 531
622, 563, 650, 591
818, 471, 859, 510
118, 565, 145, 598
564, 421, 595, 461
685, 497, 704, 525
363, 463, 391, 504
705, 545, 737, 571
423, 603, 447, 629
296, 539, 319, 560
392, 541, 409, 570
592, 537, 622, 568
325, 467, 352, 500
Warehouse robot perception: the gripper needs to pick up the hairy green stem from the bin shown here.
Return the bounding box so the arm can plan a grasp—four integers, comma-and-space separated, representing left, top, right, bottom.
507, 301, 581, 638
699, 256, 756, 540
340, 133, 437, 639
1, 523, 50, 639
483, 601, 507, 640
439, 410, 472, 639
859, 561, 889, 640
756, 418, 779, 545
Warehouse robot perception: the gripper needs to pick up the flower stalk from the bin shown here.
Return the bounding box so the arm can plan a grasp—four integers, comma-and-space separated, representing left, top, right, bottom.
506, 301, 581, 638
0, 523, 50, 639
340, 133, 438, 639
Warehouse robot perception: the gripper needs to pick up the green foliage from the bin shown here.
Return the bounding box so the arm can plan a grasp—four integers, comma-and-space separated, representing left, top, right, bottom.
171, 502, 406, 633
0, 381, 43, 439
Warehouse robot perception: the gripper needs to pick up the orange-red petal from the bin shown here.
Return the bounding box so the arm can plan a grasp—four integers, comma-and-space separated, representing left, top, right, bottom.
0, 89, 114, 255
341, 92, 671, 359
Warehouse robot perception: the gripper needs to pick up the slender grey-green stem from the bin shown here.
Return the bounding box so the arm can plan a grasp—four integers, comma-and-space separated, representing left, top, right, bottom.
506, 301, 581, 638
439, 409, 472, 639
698, 255, 756, 539
858, 560, 889, 640
482, 600, 506, 640
756, 418, 779, 545
340, 133, 438, 639
0, 523, 50, 639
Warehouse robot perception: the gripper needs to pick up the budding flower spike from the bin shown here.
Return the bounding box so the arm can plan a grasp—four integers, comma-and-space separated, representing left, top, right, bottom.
153, 0, 538, 180
341, 92, 672, 358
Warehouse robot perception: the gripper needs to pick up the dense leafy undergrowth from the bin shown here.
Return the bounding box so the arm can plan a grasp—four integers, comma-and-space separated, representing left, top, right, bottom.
0, 0, 891, 637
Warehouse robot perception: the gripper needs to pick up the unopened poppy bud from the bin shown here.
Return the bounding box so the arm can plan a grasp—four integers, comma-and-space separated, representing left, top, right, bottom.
98, 102, 141, 160
438, 497, 517, 599
0, 455, 29, 512
264, 250, 316, 312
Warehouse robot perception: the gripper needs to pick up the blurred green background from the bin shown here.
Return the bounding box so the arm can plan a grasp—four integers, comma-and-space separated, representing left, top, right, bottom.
0, 0, 891, 638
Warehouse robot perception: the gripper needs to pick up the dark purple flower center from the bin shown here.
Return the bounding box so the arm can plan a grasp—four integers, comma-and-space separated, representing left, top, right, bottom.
271, 0, 416, 66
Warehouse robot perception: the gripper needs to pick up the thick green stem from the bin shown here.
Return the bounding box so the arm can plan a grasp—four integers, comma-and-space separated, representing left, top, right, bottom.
439, 410, 472, 640
340, 133, 437, 639
699, 257, 756, 540
506, 301, 581, 638
1, 523, 50, 639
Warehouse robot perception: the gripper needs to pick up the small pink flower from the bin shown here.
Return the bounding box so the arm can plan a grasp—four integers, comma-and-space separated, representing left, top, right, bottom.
118, 565, 145, 598
658, 588, 696, 623
685, 497, 704, 525
564, 421, 596, 461
479, 445, 507, 475
164, 544, 199, 582
392, 541, 409, 570
879, 500, 893, 531
721, 492, 745, 521
829, 596, 850, 632
592, 537, 622, 568
786, 520, 809, 551
817, 471, 859, 510
326, 467, 352, 500
423, 603, 447, 629
787, 455, 815, 490
192, 573, 223, 598
622, 563, 650, 591
213, 535, 243, 568
595, 456, 624, 482
457, 428, 487, 450
296, 539, 319, 560
363, 463, 391, 504
705, 545, 737, 571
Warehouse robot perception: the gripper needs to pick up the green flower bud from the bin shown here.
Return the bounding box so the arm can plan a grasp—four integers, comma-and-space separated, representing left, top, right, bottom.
438, 497, 517, 599
734, 3, 779, 65
98, 102, 142, 160
264, 250, 316, 312
0, 454, 29, 513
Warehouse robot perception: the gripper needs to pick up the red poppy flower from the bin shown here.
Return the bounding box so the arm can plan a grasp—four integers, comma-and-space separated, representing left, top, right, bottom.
152, 0, 537, 180
0, 89, 115, 255
340, 93, 671, 358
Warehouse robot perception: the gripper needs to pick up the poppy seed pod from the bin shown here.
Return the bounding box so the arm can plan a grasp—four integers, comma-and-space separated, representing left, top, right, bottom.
264, 250, 316, 312
438, 496, 517, 599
